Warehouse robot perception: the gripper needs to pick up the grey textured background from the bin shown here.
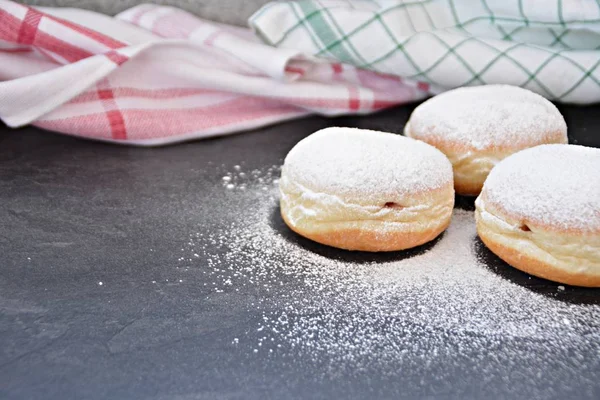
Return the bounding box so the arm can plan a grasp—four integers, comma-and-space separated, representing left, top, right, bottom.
18, 0, 272, 26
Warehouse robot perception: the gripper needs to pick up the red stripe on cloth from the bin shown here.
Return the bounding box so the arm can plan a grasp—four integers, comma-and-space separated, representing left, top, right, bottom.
33, 30, 94, 62
97, 80, 127, 140
417, 81, 430, 92
2, 4, 126, 65
348, 86, 360, 110
17, 9, 42, 45
97, 89, 113, 100
106, 110, 127, 140
383, 73, 402, 83
0, 8, 93, 62
284, 66, 304, 75
0, 9, 21, 42
105, 50, 129, 65
44, 13, 125, 49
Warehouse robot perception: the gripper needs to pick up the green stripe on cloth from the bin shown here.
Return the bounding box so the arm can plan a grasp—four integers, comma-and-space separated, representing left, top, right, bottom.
297, 1, 356, 63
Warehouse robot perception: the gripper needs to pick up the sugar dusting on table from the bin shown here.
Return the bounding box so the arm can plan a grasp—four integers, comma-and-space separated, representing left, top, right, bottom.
179, 163, 600, 373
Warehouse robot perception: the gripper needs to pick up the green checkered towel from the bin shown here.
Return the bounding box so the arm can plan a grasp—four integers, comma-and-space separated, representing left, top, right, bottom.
250, 0, 600, 104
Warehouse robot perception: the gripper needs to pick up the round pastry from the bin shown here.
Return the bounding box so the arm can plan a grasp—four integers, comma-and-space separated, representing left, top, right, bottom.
279, 127, 455, 252
405, 85, 568, 196
475, 144, 600, 287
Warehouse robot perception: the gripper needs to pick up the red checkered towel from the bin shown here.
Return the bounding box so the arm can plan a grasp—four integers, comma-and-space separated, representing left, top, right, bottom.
0, 0, 428, 145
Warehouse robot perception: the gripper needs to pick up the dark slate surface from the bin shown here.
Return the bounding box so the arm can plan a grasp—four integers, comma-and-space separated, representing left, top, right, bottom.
0, 103, 599, 399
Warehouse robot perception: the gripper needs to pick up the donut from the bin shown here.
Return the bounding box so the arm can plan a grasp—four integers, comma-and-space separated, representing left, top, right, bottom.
279, 127, 455, 252
475, 144, 600, 287
405, 85, 568, 196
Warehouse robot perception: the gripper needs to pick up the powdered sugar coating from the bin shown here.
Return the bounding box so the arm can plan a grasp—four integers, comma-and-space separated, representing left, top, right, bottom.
481, 144, 600, 232
407, 85, 567, 150
282, 127, 453, 202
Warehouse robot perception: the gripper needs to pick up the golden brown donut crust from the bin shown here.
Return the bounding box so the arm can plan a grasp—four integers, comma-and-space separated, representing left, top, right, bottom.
282, 208, 452, 252
477, 222, 600, 287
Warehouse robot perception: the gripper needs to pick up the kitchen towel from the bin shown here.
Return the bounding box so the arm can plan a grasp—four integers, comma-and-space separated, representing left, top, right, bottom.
0, 0, 427, 145
250, 0, 600, 104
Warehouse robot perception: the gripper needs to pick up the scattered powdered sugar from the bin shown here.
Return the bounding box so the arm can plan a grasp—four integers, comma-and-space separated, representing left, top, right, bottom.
180, 163, 600, 372
283, 127, 453, 201
483, 144, 600, 231
220, 163, 280, 192
407, 85, 567, 150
